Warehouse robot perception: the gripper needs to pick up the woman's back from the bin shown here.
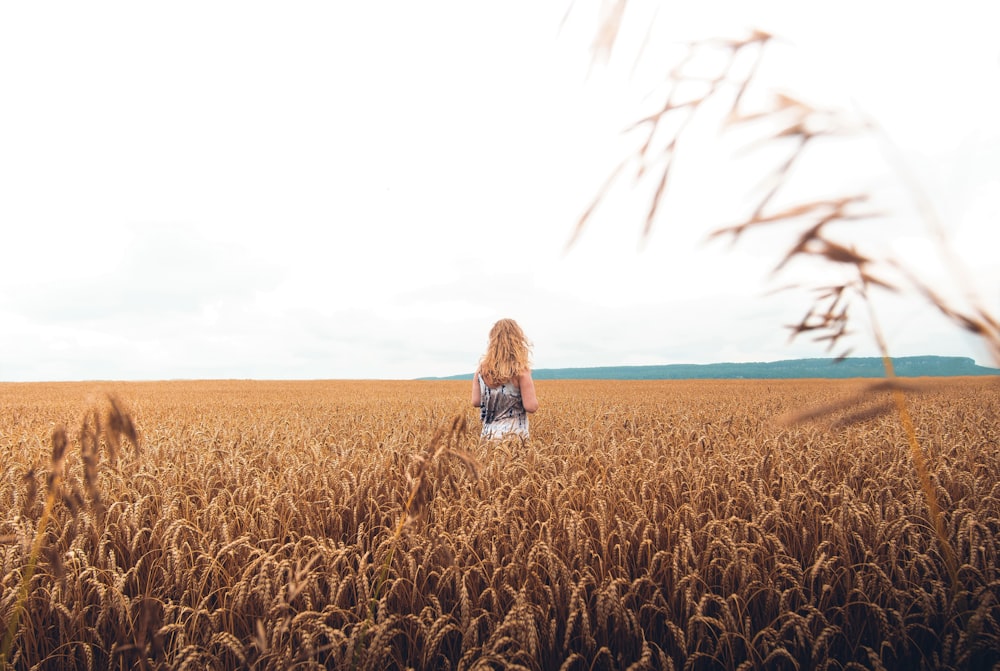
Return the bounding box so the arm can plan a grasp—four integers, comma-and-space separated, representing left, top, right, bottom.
471, 319, 538, 439
477, 376, 529, 438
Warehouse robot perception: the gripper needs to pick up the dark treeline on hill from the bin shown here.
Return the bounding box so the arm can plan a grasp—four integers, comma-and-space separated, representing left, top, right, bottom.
423, 356, 1000, 381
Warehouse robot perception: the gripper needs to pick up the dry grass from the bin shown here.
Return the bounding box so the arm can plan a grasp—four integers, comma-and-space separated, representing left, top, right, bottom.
1, 378, 998, 670
569, 5, 1000, 366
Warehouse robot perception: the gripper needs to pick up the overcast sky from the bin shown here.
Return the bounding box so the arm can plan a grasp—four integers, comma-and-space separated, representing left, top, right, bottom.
2, 1, 998, 381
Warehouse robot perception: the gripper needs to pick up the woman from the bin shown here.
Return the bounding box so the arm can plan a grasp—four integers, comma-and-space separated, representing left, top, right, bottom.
471, 318, 539, 439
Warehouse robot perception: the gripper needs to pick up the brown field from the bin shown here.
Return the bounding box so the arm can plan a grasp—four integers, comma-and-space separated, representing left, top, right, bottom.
1, 378, 998, 670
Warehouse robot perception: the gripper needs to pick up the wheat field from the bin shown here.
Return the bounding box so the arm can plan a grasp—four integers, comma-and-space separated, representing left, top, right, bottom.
1, 378, 998, 670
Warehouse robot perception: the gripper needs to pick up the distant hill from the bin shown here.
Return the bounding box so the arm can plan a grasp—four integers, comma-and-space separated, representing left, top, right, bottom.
422, 356, 1000, 381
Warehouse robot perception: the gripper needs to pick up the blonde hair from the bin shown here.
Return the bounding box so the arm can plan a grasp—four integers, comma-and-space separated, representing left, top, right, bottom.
478, 319, 532, 387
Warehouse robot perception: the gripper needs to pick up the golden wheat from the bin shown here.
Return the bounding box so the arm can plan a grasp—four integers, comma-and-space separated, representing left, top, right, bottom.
0, 378, 997, 669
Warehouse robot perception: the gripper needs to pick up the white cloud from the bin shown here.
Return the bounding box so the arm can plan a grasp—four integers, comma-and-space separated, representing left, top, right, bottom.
1, 1, 997, 380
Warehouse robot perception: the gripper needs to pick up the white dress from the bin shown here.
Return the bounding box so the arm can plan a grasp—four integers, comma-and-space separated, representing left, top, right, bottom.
477, 375, 529, 439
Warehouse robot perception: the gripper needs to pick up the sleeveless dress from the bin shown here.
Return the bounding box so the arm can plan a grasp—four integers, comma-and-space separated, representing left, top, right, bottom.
477, 375, 529, 439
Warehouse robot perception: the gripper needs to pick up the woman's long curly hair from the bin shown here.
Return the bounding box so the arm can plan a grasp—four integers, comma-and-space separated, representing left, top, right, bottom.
478, 319, 532, 387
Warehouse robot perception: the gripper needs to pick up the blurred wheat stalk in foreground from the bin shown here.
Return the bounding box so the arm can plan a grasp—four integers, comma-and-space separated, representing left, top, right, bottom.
570, 2, 999, 365
1, 395, 139, 668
